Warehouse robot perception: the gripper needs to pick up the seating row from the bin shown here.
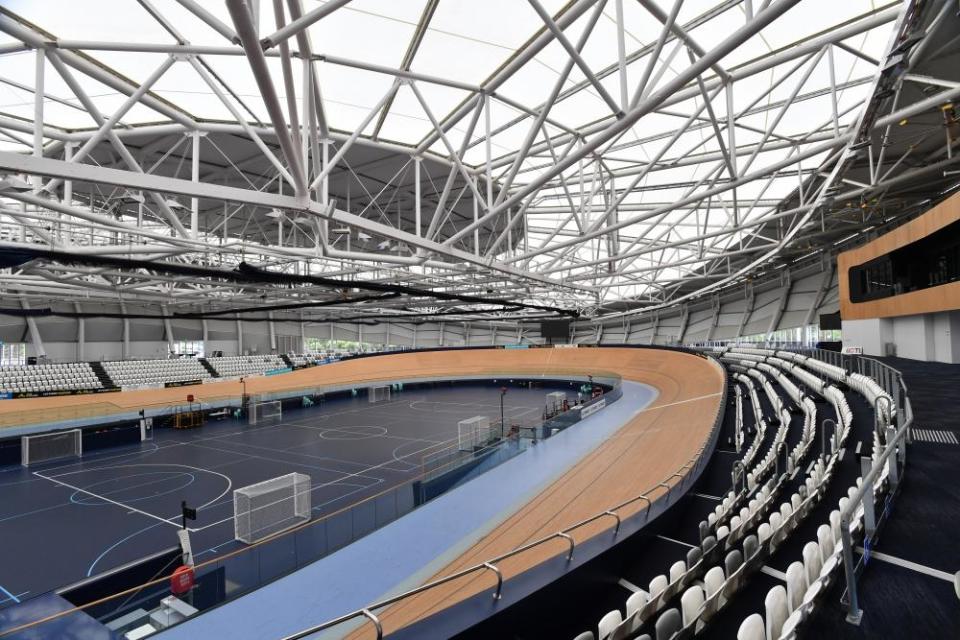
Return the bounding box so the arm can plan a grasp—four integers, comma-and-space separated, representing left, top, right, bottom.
205, 355, 286, 377
102, 358, 210, 387
0, 362, 102, 393
569, 347, 888, 640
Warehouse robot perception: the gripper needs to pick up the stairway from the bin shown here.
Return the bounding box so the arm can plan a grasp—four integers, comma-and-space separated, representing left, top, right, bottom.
279, 354, 294, 368
198, 358, 220, 377
90, 361, 117, 389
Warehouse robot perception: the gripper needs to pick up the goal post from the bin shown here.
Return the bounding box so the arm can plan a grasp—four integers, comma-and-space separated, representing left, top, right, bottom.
368, 385, 391, 404
249, 399, 282, 425
234, 472, 311, 544
22, 429, 82, 466
457, 415, 493, 452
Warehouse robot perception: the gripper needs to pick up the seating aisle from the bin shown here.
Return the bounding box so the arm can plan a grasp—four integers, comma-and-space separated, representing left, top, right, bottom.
803, 356, 960, 640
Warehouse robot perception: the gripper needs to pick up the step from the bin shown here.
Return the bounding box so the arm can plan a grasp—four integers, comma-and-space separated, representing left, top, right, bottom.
198, 358, 220, 378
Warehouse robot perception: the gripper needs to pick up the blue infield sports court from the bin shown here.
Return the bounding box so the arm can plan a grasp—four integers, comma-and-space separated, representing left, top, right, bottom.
0, 382, 573, 608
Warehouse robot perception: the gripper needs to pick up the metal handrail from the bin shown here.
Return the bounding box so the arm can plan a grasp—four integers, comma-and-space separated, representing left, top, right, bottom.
278, 449, 715, 640
839, 362, 912, 625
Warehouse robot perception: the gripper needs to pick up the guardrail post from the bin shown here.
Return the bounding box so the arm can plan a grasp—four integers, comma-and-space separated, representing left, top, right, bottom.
821, 419, 836, 466
558, 532, 575, 561
482, 562, 503, 599
886, 425, 900, 490
603, 510, 622, 536
875, 396, 891, 445
656, 481, 673, 505
732, 461, 745, 496
361, 609, 383, 640
840, 520, 863, 624
860, 456, 876, 537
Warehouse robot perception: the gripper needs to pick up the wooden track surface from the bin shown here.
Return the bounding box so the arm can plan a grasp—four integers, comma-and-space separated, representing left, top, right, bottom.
340, 348, 724, 639
0, 347, 723, 639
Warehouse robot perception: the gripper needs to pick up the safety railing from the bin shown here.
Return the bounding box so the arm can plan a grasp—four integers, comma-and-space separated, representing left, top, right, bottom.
836, 360, 912, 625
740, 345, 913, 624
279, 448, 710, 640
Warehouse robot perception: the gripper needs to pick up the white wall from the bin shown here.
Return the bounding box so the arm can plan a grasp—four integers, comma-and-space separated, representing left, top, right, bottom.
7, 258, 842, 362
843, 311, 960, 363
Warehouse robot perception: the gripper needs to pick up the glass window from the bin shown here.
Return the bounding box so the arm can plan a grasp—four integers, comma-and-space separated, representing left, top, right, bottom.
0, 342, 26, 366
172, 339, 204, 357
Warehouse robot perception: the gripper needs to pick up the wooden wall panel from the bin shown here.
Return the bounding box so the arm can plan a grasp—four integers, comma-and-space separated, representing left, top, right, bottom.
839, 191, 960, 320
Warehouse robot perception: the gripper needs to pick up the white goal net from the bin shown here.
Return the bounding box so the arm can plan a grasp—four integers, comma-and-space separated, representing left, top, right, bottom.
234, 472, 311, 544
368, 385, 391, 403
22, 429, 82, 466
249, 399, 282, 425
457, 415, 493, 452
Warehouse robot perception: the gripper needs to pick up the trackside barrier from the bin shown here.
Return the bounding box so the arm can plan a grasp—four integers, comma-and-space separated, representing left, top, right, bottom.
279, 449, 710, 640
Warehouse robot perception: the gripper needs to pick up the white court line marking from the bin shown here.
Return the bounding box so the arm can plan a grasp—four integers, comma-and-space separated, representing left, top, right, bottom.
855, 547, 957, 582
33, 469, 182, 528
657, 535, 695, 548
177, 440, 384, 483
43, 463, 234, 526
618, 578, 643, 593
761, 565, 787, 581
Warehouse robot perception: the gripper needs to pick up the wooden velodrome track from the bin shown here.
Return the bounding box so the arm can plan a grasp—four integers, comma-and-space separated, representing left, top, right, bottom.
0, 347, 724, 637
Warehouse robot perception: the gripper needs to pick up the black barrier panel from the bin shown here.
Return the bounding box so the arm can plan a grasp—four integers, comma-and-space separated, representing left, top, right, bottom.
82, 422, 141, 452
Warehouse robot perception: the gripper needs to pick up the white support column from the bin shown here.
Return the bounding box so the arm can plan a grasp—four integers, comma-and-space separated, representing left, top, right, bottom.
268, 311, 277, 352
162, 304, 175, 354
472, 193, 480, 256
677, 307, 690, 345
706, 297, 720, 341
119, 301, 130, 360
805, 263, 835, 326
74, 302, 85, 362
236, 315, 244, 355
190, 130, 201, 239
439, 322, 445, 347
61, 141, 75, 243
21, 297, 46, 359
201, 317, 209, 350
32, 48, 44, 192
767, 272, 792, 339
414, 156, 422, 238
738, 286, 755, 338
614, 0, 628, 110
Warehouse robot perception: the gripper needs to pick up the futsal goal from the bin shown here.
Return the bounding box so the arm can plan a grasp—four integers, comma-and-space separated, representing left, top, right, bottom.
22, 429, 82, 466
234, 472, 312, 544
368, 385, 391, 404
458, 415, 494, 452
249, 399, 282, 425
